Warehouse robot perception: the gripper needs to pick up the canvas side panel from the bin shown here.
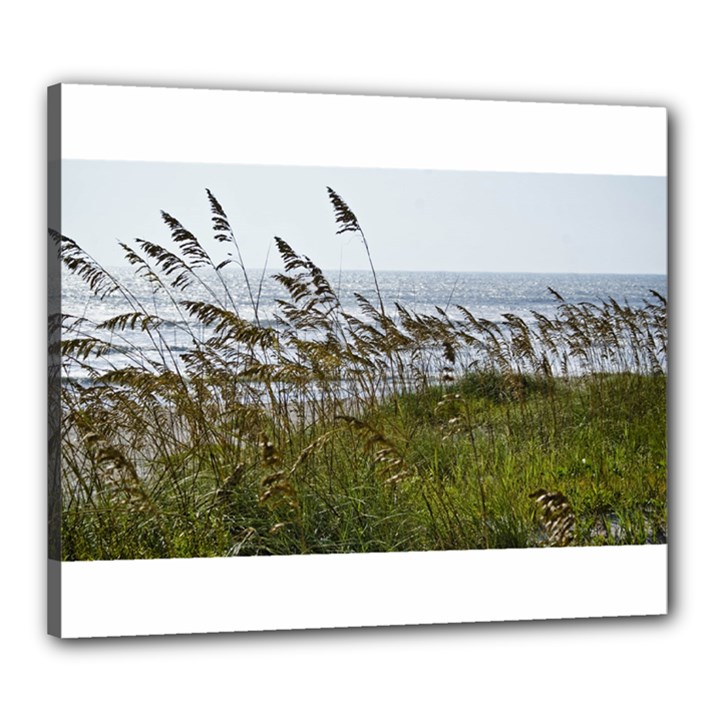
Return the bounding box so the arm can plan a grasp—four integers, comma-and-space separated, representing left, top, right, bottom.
48, 84, 62, 637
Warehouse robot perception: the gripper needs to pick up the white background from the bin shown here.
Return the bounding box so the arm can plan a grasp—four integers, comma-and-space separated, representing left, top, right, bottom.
0, 1, 713, 717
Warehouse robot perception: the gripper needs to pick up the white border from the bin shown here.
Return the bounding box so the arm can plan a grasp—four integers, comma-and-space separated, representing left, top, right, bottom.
60, 84, 667, 176
56, 85, 667, 638
59, 546, 666, 638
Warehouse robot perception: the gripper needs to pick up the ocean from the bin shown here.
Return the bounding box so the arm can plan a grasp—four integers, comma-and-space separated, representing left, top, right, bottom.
60, 267, 668, 380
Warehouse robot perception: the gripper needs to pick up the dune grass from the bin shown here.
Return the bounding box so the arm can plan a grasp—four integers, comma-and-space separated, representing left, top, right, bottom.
54, 188, 667, 560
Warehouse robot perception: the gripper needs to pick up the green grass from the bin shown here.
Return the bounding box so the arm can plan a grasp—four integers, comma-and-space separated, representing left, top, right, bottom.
54, 188, 667, 560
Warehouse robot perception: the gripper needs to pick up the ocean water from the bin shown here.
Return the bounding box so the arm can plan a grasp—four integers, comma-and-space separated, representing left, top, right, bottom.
60, 267, 667, 379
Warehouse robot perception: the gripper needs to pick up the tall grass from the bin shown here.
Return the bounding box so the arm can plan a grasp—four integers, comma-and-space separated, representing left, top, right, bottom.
54, 188, 667, 559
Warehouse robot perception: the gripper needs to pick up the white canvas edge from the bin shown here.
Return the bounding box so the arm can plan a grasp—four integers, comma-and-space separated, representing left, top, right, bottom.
56, 545, 667, 638
53, 85, 668, 638
58, 84, 667, 176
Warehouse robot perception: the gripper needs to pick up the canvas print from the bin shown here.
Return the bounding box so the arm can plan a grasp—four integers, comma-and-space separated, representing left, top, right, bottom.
48, 86, 667, 637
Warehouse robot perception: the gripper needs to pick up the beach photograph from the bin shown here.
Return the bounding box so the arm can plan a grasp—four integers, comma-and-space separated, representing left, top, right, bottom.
54, 160, 667, 560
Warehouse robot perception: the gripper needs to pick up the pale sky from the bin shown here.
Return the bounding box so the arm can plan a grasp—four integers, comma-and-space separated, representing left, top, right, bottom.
61, 160, 666, 275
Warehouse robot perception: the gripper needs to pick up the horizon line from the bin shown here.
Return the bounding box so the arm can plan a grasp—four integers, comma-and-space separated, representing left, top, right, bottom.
99, 264, 668, 277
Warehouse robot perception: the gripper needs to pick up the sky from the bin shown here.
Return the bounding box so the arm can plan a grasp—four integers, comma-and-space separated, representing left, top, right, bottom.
61, 160, 667, 275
